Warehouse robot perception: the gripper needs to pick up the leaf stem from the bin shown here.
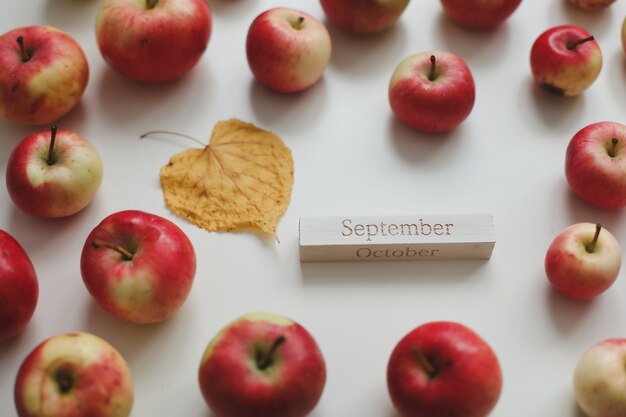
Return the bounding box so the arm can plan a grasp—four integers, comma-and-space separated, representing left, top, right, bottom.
16, 36, 30, 62
586, 224, 602, 253
429, 55, 437, 81
257, 336, 286, 370
140, 130, 206, 147
567, 35, 595, 51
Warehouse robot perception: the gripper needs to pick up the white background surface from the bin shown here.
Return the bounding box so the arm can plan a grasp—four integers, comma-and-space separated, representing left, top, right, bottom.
2, 0, 626, 416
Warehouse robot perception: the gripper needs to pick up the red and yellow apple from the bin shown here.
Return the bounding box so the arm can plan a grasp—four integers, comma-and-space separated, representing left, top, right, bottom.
198, 312, 327, 417
440, 0, 522, 30
530, 25, 602, 96
545, 223, 621, 300
80, 210, 196, 324
319, 0, 410, 35
565, 121, 626, 209
96, 0, 212, 83
0, 25, 88, 125
6, 126, 104, 218
246, 8, 332, 93
387, 321, 502, 417
389, 51, 475, 133
14, 332, 134, 417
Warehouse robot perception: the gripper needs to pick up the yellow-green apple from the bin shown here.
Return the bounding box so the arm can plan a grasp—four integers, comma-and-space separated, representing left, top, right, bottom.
6, 126, 104, 218
574, 338, 626, 417
565, 121, 626, 209
80, 210, 196, 324
545, 223, 621, 300
530, 25, 602, 96
14, 332, 133, 417
388, 51, 475, 133
440, 0, 522, 30
0, 230, 38, 342
96, 0, 212, 83
0, 25, 89, 125
568, 0, 616, 11
319, 0, 410, 35
246, 8, 332, 93
198, 312, 326, 417
387, 321, 502, 417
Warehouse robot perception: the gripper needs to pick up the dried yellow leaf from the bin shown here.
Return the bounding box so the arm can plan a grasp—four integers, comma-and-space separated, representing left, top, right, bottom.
159, 119, 294, 238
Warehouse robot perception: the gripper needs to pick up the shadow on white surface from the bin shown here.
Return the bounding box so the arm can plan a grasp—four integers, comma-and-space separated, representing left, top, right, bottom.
563, 187, 626, 229
94, 65, 216, 128
545, 284, 597, 335
525, 79, 587, 131
248, 78, 329, 135
387, 115, 466, 164
325, 21, 408, 77
300, 259, 489, 285
433, 12, 513, 70
550, 0, 616, 38
43, 0, 99, 32
83, 299, 183, 362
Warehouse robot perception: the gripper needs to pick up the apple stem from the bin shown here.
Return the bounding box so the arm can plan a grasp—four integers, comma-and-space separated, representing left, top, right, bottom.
586, 224, 602, 253
294, 16, 305, 30
92, 240, 134, 261
567, 35, 595, 51
140, 130, 206, 148
46, 125, 58, 166
257, 335, 286, 370
412, 348, 437, 378
428, 55, 437, 81
146, 0, 158, 9
609, 138, 619, 157
16, 36, 30, 62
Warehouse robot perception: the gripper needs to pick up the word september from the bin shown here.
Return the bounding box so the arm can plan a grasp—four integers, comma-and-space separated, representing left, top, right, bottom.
341, 218, 454, 242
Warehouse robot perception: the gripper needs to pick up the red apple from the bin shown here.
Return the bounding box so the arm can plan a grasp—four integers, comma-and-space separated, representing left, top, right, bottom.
530, 25, 602, 96
246, 8, 332, 93
387, 321, 502, 417
388, 51, 475, 133
319, 0, 410, 35
96, 0, 212, 83
440, 0, 521, 30
574, 338, 626, 417
568, 0, 616, 11
198, 312, 326, 417
565, 121, 626, 209
545, 223, 621, 300
14, 332, 134, 417
80, 210, 196, 324
0, 25, 89, 125
0, 230, 38, 342
6, 126, 104, 218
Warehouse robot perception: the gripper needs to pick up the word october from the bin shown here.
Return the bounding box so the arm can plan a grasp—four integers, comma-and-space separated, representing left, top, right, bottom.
341, 218, 454, 242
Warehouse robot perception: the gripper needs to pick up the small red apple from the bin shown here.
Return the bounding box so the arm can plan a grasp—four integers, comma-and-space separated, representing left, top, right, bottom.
14, 332, 134, 417
0, 230, 38, 342
96, 0, 212, 83
545, 223, 621, 300
387, 321, 502, 417
0, 25, 89, 125
6, 126, 104, 218
389, 51, 475, 133
530, 25, 602, 96
80, 210, 196, 324
246, 8, 332, 93
440, 0, 522, 30
319, 0, 410, 35
198, 312, 327, 417
565, 121, 626, 209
